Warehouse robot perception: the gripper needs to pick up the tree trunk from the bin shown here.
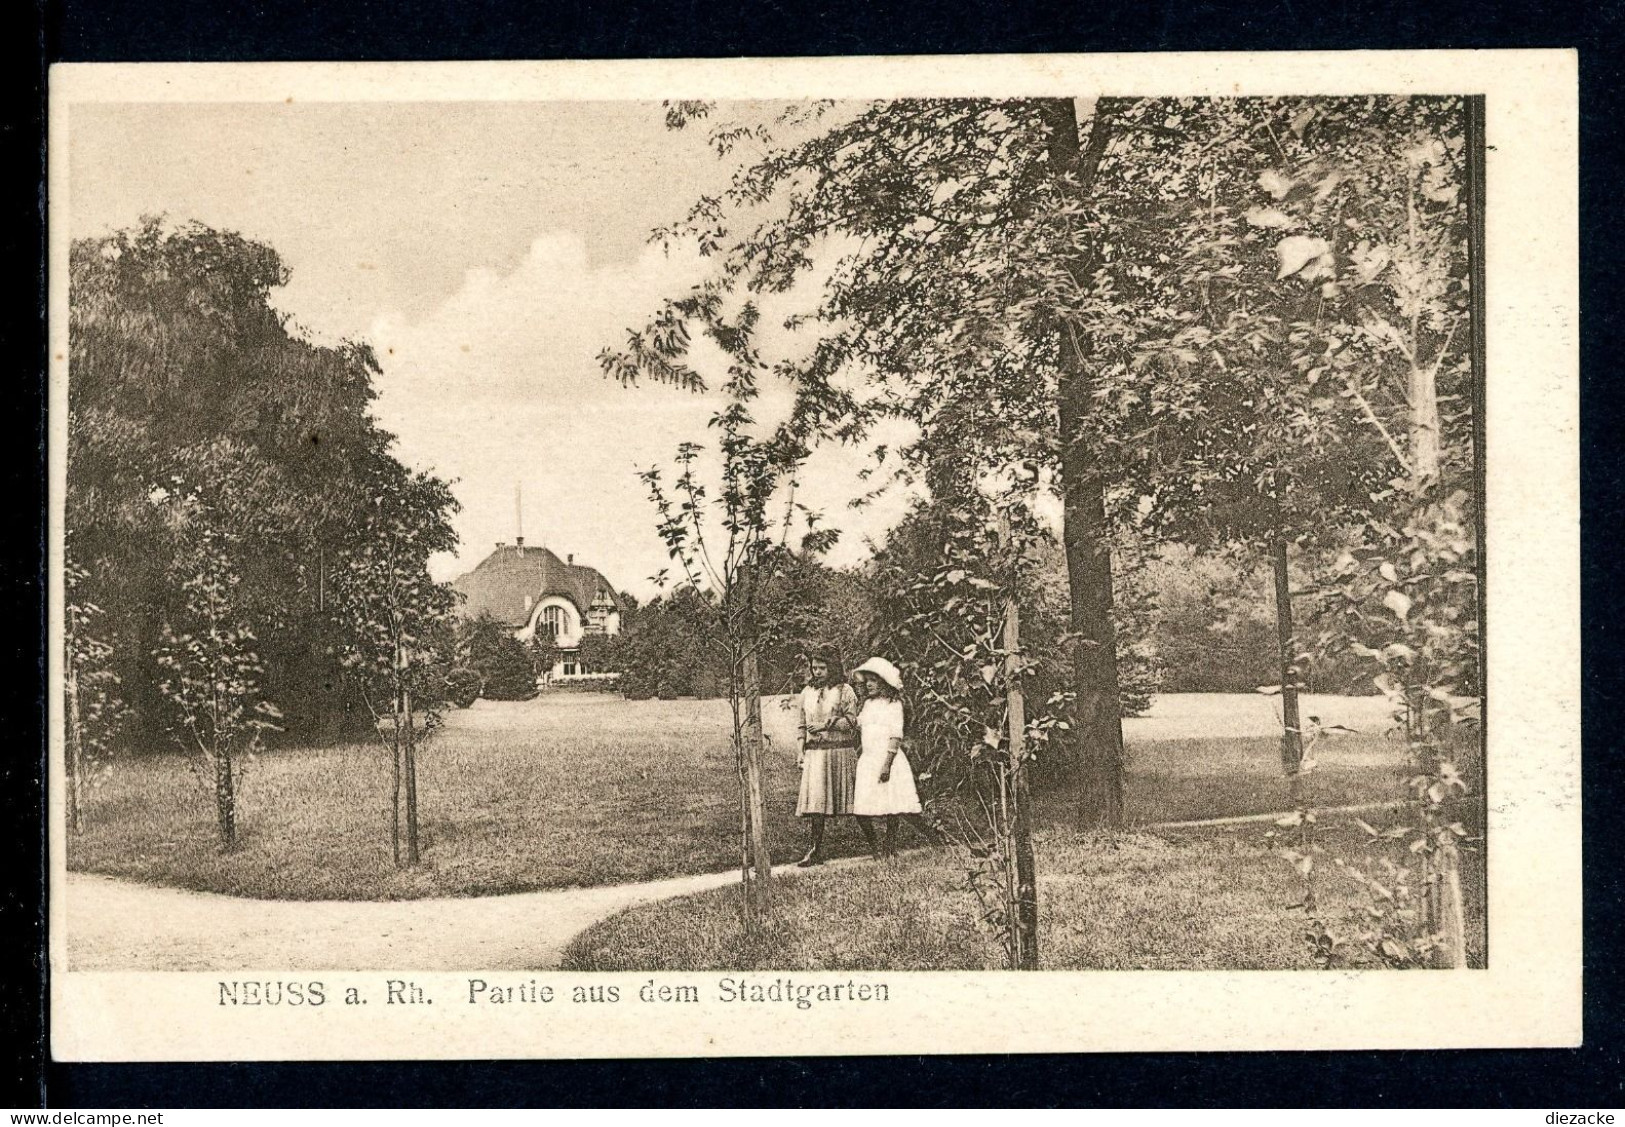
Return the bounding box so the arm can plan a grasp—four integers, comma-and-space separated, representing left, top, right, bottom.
1405, 115, 1464, 966
1271, 533, 1305, 802
66, 647, 85, 836
390, 690, 403, 867
214, 741, 237, 848
402, 684, 421, 866
1409, 358, 1442, 486
740, 643, 773, 927
1000, 512, 1039, 969
1039, 95, 1127, 830
1406, 155, 1443, 488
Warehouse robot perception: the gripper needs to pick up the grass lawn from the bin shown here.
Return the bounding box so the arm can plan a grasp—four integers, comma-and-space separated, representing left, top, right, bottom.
68, 692, 1431, 902
561, 821, 1487, 972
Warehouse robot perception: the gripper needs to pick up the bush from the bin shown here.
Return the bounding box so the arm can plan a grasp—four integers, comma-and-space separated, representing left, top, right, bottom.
613, 587, 718, 700
574, 633, 619, 676
609, 555, 873, 701
460, 614, 538, 701
529, 636, 561, 680
443, 667, 481, 709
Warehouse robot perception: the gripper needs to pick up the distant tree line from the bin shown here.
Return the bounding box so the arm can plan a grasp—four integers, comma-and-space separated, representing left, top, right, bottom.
594, 528, 1377, 705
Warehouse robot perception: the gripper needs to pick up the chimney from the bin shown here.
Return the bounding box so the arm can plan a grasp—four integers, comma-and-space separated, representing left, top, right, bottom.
496, 541, 505, 549
567, 553, 574, 565
517, 535, 525, 556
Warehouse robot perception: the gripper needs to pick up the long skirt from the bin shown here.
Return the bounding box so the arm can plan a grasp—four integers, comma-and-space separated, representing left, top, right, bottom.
797, 744, 858, 816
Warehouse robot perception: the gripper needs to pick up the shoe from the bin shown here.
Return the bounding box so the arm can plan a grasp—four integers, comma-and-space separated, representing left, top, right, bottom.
796, 850, 824, 867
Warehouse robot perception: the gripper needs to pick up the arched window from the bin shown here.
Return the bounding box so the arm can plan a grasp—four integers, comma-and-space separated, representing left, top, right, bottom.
540, 604, 570, 639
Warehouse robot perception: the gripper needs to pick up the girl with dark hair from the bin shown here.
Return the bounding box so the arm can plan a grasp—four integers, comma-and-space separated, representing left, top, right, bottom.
793, 647, 862, 866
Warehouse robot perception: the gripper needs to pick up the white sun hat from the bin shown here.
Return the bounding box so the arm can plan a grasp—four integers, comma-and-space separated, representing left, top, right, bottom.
852, 656, 904, 691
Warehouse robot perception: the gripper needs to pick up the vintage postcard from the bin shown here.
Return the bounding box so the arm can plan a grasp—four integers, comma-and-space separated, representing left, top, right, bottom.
47, 51, 1579, 1060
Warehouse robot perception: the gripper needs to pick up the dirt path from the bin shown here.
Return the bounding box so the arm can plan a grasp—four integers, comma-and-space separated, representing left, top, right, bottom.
63, 857, 875, 972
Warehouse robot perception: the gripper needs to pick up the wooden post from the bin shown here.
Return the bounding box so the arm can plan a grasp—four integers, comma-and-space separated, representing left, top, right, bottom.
390, 637, 403, 868
1439, 836, 1470, 968
402, 683, 420, 865
999, 510, 1039, 970
740, 638, 773, 925
1271, 533, 1305, 802
389, 711, 402, 868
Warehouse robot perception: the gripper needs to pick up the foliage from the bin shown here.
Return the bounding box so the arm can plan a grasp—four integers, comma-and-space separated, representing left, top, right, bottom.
324, 449, 461, 865
460, 614, 538, 701
326, 450, 462, 719
150, 507, 283, 847
443, 667, 481, 709
1134, 544, 1369, 695
1085, 538, 1160, 716
1303, 489, 1481, 967
636, 398, 809, 927
67, 218, 447, 748
606, 98, 1144, 831
64, 559, 128, 810
529, 634, 563, 680
612, 553, 871, 700
752, 553, 873, 693
870, 499, 1153, 798
569, 634, 612, 675
1107, 100, 1398, 548
863, 485, 1072, 964
612, 587, 722, 699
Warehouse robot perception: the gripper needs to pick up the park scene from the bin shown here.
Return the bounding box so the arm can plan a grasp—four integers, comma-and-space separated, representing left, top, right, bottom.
62, 94, 1482, 973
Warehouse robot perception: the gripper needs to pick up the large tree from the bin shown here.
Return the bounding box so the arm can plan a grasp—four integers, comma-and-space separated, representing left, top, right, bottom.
68, 219, 394, 748
604, 98, 1148, 828
1105, 99, 1401, 781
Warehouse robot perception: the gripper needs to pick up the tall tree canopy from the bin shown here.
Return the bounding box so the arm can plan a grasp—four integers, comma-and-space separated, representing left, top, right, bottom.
603, 97, 1145, 825
68, 218, 460, 751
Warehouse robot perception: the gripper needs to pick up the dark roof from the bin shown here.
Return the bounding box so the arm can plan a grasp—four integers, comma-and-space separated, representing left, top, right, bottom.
452, 544, 625, 627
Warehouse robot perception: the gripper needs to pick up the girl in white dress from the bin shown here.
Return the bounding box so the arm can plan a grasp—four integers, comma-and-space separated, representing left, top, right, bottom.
850, 657, 940, 858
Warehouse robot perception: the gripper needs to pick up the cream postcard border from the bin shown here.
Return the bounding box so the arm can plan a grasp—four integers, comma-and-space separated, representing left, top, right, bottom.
46, 50, 1581, 1060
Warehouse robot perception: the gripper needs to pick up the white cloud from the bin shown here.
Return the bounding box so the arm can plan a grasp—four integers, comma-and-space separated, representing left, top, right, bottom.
367, 231, 919, 599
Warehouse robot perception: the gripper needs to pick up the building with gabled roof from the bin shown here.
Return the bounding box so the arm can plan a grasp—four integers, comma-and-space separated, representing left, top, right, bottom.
452, 537, 624, 677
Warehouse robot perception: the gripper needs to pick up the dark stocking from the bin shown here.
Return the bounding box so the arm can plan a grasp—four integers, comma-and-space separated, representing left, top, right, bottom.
859, 817, 883, 859
799, 816, 826, 865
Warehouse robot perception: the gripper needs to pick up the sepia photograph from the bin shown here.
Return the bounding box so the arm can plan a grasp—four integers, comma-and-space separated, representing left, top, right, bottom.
46, 54, 1579, 1059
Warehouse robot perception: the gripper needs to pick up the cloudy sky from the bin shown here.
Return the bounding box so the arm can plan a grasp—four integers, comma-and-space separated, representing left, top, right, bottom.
68, 100, 918, 599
